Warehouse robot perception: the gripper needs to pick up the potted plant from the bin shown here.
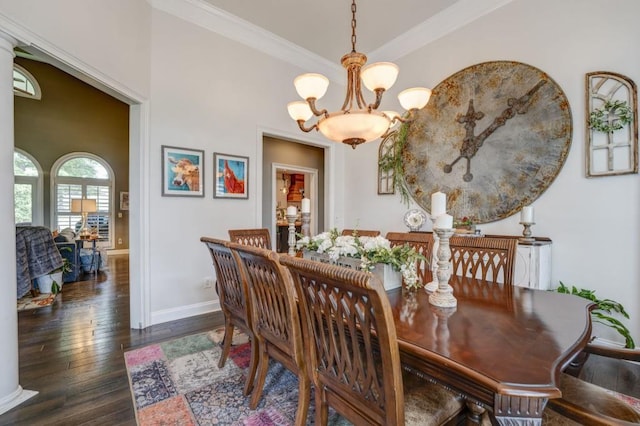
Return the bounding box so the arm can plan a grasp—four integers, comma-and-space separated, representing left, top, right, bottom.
35, 250, 73, 294
555, 281, 635, 349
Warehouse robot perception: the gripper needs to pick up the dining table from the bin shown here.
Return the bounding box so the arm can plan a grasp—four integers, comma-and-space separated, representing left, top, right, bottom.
387, 275, 594, 425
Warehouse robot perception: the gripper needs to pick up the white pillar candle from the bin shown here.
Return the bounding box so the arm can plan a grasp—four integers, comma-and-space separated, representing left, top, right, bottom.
434, 213, 453, 229
431, 191, 446, 217
301, 198, 311, 213
287, 205, 297, 216
521, 206, 534, 223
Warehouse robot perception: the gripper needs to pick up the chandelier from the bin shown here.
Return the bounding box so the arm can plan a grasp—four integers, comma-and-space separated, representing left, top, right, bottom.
287, 0, 432, 149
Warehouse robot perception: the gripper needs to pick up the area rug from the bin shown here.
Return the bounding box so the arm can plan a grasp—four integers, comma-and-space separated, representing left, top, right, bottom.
17, 292, 57, 311
124, 329, 349, 425
607, 389, 640, 412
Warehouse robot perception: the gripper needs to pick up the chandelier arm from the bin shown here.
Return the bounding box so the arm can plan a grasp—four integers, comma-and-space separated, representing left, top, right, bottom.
296, 120, 318, 133
307, 98, 328, 117
367, 89, 385, 111
394, 108, 420, 123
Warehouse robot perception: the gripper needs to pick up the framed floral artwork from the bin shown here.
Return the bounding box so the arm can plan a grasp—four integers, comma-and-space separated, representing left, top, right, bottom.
214, 152, 249, 199
161, 145, 205, 197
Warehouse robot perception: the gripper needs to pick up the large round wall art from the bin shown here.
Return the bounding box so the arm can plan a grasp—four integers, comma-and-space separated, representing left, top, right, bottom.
402, 60, 572, 223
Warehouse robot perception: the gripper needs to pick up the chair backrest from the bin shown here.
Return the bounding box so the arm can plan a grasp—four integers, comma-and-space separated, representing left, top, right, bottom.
341, 229, 381, 237
448, 236, 518, 285
386, 231, 433, 286
227, 242, 305, 369
200, 237, 252, 329
228, 228, 272, 250
280, 255, 404, 426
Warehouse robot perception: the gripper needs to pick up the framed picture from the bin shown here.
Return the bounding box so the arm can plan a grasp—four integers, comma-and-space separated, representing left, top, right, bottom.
161, 145, 205, 197
120, 191, 129, 210
214, 152, 249, 199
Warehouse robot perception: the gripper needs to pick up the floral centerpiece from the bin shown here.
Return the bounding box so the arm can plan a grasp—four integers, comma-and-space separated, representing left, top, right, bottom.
296, 229, 425, 290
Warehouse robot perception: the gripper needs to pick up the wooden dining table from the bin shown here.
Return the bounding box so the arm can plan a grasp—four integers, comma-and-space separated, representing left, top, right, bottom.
387, 276, 594, 425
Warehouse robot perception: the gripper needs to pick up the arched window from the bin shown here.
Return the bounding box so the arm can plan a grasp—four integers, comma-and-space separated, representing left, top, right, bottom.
14, 149, 43, 225
52, 153, 114, 248
13, 64, 41, 100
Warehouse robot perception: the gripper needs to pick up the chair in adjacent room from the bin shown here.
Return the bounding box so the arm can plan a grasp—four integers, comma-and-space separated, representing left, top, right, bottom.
280, 255, 465, 426
200, 236, 257, 396
340, 228, 381, 237
228, 242, 310, 426
386, 231, 434, 286
228, 228, 272, 250
448, 236, 518, 286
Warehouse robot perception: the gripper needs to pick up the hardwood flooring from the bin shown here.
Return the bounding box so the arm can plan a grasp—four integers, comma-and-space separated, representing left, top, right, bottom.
3, 254, 223, 426
1, 254, 638, 425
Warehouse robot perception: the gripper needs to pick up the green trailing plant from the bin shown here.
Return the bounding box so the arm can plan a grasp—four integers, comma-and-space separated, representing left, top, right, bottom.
378, 123, 412, 206
555, 281, 635, 349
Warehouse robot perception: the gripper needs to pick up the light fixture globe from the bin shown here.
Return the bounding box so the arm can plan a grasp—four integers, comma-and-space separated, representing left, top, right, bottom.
318, 110, 390, 148
398, 87, 432, 110
294, 73, 329, 100
361, 62, 399, 91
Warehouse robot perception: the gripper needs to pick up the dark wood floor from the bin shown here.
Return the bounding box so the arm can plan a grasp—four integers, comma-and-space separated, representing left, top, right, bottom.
1, 254, 638, 425
2, 254, 223, 426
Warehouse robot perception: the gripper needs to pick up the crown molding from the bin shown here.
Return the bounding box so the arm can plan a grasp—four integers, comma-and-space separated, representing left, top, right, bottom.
369, 0, 515, 62
148, 0, 344, 84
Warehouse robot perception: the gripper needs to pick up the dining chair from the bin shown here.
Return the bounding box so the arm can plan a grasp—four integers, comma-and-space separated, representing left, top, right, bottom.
227, 242, 310, 426
228, 228, 272, 250
448, 236, 518, 285
200, 237, 258, 396
386, 231, 433, 286
279, 254, 465, 426
341, 228, 381, 237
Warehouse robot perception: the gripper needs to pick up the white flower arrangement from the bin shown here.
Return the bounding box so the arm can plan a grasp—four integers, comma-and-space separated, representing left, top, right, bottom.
296, 229, 425, 290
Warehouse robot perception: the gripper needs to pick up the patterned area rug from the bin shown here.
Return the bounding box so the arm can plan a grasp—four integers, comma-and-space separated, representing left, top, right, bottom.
124, 329, 349, 425
17, 292, 57, 311
607, 389, 640, 412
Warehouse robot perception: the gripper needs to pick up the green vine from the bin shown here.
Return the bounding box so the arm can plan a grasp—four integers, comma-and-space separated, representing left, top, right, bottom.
589, 99, 633, 133
379, 123, 412, 206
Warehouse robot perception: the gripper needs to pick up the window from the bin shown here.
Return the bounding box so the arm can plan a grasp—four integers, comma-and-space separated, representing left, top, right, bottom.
52, 153, 114, 248
13, 64, 41, 99
14, 149, 43, 225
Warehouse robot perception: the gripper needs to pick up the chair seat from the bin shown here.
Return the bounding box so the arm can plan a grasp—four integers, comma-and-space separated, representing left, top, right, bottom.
545, 373, 640, 424
403, 369, 464, 426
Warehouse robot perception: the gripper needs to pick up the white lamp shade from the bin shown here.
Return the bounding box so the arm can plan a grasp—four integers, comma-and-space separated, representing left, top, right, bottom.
361, 62, 399, 91
318, 110, 390, 143
398, 87, 432, 110
287, 101, 313, 121
294, 73, 329, 100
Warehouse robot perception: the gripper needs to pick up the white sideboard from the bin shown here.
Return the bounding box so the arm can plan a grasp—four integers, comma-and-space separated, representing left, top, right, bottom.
513, 239, 552, 290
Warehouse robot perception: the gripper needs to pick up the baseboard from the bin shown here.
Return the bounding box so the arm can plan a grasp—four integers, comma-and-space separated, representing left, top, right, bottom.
148, 300, 221, 328
106, 249, 129, 255
0, 386, 37, 416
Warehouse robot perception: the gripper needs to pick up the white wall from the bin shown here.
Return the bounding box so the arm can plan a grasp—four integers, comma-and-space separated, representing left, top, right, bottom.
344, 0, 640, 343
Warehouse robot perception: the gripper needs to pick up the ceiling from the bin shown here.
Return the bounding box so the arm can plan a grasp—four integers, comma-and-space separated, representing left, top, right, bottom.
202, 0, 461, 64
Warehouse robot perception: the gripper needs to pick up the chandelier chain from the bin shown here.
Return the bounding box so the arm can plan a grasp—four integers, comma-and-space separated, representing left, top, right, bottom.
351, 0, 357, 53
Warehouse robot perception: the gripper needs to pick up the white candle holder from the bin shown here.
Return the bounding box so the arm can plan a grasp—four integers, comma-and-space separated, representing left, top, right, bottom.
301, 212, 311, 238
429, 228, 457, 308
519, 221, 535, 243
425, 214, 439, 293
287, 214, 298, 256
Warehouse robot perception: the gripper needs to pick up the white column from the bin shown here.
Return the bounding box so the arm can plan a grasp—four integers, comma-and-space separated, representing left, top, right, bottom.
0, 32, 37, 415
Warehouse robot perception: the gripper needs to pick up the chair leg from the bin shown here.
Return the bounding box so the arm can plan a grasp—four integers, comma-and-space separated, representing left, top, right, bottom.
294, 371, 311, 426
243, 335, 259, 396
315, 385, 328, 426
218, 321, 234, 368
249, 343, 269, 409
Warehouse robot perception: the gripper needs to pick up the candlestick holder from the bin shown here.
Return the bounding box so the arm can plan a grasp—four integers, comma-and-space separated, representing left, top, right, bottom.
429, 228, 457, 308
425, 215, 440, 293
287, 213, 298, 256
301, 212, 311, 238
519, 221, 535, 243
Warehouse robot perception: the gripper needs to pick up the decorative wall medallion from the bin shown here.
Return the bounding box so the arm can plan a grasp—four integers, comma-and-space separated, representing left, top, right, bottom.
402, 61, 572, 223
